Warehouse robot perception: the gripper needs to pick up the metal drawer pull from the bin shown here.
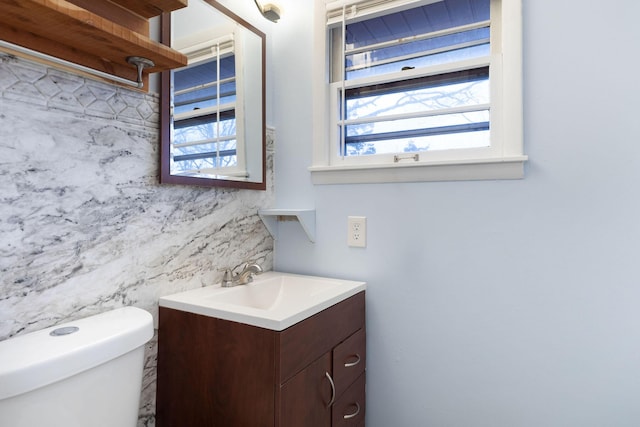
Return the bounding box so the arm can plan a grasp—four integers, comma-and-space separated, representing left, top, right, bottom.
344, 354, 361, 368
325, 372, 336, 407
343, 402, 360, 420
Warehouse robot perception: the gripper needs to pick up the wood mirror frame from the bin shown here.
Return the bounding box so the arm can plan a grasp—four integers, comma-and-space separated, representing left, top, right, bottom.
159, 1, 266, 190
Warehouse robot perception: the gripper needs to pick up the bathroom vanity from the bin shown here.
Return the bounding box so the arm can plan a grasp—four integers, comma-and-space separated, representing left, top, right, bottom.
156, 272, 366, 426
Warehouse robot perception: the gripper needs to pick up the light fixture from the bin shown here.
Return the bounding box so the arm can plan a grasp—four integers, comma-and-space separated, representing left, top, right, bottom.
253, 0, 281, 22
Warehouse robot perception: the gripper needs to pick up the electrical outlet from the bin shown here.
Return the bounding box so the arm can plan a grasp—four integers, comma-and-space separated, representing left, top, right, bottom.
348, 216, 366, 247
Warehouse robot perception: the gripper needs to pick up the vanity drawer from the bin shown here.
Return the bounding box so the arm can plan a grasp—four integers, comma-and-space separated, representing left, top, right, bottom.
278, 292, 365, 384
332, 372, 366, 426
333, 327, 365, 399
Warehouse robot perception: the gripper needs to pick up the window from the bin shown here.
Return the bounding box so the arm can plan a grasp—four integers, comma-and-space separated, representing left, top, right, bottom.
310, 0, 526, 184
171, 33, 248, 178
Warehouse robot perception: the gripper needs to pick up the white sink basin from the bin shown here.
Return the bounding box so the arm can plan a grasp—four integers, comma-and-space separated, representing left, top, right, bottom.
159, 271, 366, 331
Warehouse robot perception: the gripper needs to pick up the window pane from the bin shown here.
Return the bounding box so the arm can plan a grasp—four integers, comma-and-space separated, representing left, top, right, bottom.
174, 112, 236, 140
172, 112, 238, 172
342, 0, 490, 80
173, 55, 236, 114
346, 30, 489, 80
346, 111, 490, 139
345, 68, 489, 120
346, 0, 490, 49
174, 55, 235, 90
171, 138, 238, 173
344, 112, 489, 155
341, 67, 490, 156
174, 81, 236, 114
345, 130, 489, 156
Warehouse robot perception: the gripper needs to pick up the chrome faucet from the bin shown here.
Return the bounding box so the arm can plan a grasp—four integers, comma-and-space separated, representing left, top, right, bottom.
220, 262, 263, 287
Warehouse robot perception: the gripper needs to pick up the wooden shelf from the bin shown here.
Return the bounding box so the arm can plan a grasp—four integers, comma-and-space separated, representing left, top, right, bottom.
109, 0, 188, 19
0, 0, 187, 90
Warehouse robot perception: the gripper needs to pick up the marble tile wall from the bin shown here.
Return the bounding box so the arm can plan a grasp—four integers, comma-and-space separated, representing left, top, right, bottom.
0, 53, 275, 426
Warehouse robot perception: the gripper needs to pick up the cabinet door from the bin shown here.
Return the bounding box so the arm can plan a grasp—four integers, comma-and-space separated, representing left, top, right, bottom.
280, 353, 332, 427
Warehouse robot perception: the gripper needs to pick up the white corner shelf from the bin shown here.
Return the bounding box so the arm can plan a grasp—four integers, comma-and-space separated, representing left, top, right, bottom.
258, 209, 316, 243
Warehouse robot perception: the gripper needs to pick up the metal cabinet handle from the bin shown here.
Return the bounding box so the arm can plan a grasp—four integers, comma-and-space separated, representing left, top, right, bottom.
344, 354, 361, 368
343, 402, 360, 420
325, 372, 336, 407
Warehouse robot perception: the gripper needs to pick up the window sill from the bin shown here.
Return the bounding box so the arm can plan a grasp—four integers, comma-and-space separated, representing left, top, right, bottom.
308, 156, 528, 185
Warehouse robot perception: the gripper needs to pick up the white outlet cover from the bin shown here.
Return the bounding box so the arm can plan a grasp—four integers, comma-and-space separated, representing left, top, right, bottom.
348, 216, 366, 248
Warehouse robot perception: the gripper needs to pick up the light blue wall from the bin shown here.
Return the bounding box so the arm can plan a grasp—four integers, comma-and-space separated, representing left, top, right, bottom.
271, 0, 640, 425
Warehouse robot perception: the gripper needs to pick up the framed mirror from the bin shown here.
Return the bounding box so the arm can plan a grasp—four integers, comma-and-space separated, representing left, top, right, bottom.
160, 0, 266, 190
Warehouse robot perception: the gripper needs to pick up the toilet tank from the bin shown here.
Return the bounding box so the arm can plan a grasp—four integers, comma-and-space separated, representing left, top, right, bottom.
0, 307, 153, 427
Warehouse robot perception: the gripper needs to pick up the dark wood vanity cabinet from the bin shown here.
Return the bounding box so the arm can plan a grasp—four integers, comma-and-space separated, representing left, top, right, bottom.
156, 292, 366, 427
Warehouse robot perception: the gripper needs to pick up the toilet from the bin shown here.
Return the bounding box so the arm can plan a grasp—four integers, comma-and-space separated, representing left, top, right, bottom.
0, 306, 153, 427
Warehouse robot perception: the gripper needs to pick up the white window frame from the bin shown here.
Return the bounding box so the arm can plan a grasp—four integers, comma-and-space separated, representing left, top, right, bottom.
310, 0, 526, 184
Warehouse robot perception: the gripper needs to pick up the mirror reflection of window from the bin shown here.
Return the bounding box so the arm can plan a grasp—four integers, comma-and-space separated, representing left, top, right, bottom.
172, 35, 245, 177
161, 0, 266, 189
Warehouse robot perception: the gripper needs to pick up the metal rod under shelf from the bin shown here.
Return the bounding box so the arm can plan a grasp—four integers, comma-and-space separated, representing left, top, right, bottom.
0, 40, 149, 89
